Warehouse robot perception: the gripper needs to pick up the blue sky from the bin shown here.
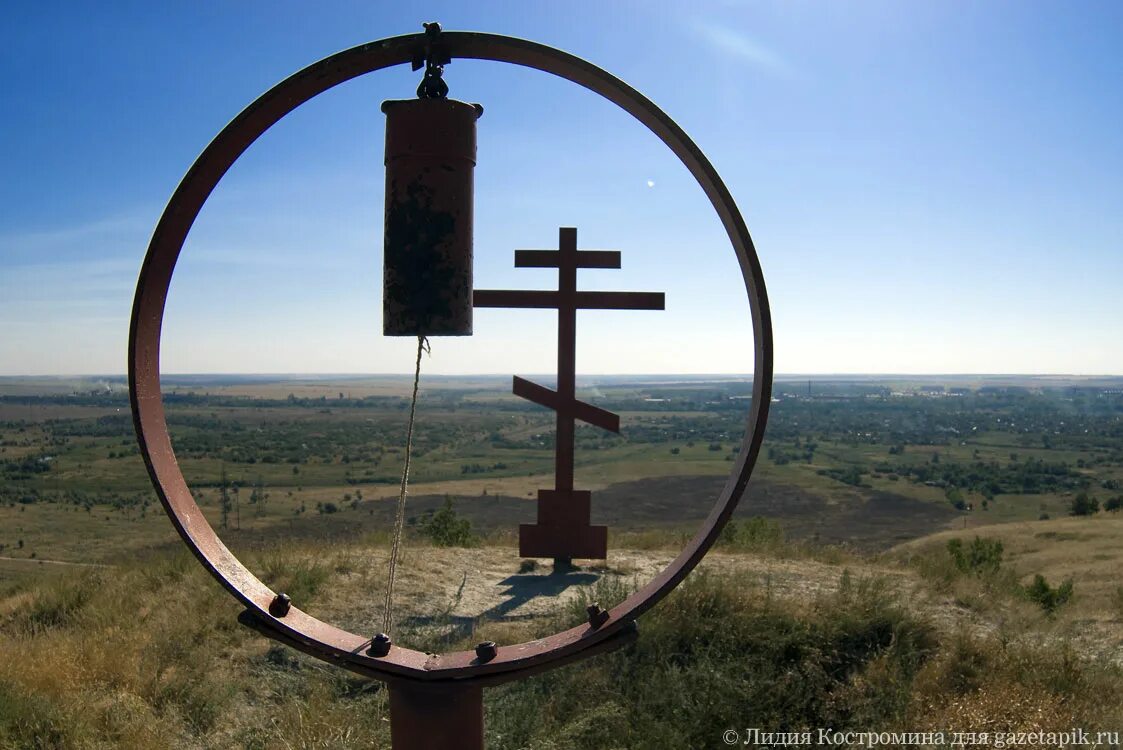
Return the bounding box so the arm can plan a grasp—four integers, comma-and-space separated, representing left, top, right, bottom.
1, 1, 1121, 376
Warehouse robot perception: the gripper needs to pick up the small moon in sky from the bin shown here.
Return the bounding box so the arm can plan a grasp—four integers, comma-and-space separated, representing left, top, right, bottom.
646, 180, 655, 188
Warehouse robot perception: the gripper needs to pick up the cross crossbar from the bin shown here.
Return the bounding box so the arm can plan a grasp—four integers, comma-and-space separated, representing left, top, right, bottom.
514, 249, 621, 269
473, 290, 664, 310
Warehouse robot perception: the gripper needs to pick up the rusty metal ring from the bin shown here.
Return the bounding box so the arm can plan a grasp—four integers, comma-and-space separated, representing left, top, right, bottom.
129, 31, 774, 685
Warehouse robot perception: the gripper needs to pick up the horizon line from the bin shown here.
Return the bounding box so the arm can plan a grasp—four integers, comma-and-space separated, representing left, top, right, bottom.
3, 372, 1123, 380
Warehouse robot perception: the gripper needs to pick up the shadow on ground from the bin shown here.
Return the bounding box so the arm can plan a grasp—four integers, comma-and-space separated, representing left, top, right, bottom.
400, 567, 600, 641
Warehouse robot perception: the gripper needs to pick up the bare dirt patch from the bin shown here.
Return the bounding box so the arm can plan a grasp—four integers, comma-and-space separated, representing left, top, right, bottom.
315, 546, 673, 648
310, 545, 989, 652
385, 475, 958, 551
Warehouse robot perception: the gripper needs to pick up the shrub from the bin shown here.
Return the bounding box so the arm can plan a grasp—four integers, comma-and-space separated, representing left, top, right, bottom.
417, 497, 477, 547
21, 572, 100, 631
946, 537, 1003, 577
1023, 574, 1073, 614
718, 516, 784, 552
818, 466, 865, 487
257, 555, 330, 604
0, 680, 75, 748
1069, 492, 1099, 516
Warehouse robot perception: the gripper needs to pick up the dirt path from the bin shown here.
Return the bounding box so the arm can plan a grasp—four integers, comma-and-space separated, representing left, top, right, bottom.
316, 546, 994, 647
0, 555, 111, 568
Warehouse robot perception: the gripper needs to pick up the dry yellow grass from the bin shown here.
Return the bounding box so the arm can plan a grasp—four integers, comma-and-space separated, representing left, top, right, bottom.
891, 516, 1123, 617
886, 515, 1123, 671
2, 533, 1121, 748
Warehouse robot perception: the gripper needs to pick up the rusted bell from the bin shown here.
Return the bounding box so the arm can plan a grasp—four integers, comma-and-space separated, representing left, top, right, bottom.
382, 97, 482, 336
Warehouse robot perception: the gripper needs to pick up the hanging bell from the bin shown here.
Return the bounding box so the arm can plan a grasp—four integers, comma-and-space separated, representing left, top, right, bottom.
382, 97, 483, 336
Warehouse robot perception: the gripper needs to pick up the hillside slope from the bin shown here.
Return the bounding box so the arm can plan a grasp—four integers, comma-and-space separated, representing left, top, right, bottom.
1, 540, 1120, 749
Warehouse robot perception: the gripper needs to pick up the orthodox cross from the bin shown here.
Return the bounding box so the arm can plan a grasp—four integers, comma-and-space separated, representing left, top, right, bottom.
474, 227, 664, 561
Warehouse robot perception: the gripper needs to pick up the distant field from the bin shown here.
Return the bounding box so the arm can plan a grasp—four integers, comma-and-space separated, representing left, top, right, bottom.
1, 374, 1121, 576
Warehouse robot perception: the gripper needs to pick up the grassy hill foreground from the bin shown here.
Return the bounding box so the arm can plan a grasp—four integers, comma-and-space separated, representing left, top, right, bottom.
1, 521, 1122, 749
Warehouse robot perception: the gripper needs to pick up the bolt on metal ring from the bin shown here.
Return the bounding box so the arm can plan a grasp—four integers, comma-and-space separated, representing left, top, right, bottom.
369, 632, 393, 657
269, 593, 292, 618
475, 641, 498, 662
587, 603, 609, 629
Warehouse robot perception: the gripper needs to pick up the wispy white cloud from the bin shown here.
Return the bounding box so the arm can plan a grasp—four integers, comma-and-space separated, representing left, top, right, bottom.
0, 213, 151, 267
692, 20, 797, 78
0, 256, 136, 323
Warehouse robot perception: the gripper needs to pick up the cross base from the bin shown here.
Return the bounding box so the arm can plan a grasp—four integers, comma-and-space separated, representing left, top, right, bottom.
519, 488, 606, 559
519, 523, 607, 560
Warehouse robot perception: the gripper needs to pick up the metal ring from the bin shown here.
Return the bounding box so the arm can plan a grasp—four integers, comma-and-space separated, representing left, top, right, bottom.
129, 31, 774, 685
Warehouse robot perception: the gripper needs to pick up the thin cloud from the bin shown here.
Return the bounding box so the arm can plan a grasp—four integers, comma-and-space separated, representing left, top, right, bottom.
692, 21, 797, 78
0, 213, 150, 266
